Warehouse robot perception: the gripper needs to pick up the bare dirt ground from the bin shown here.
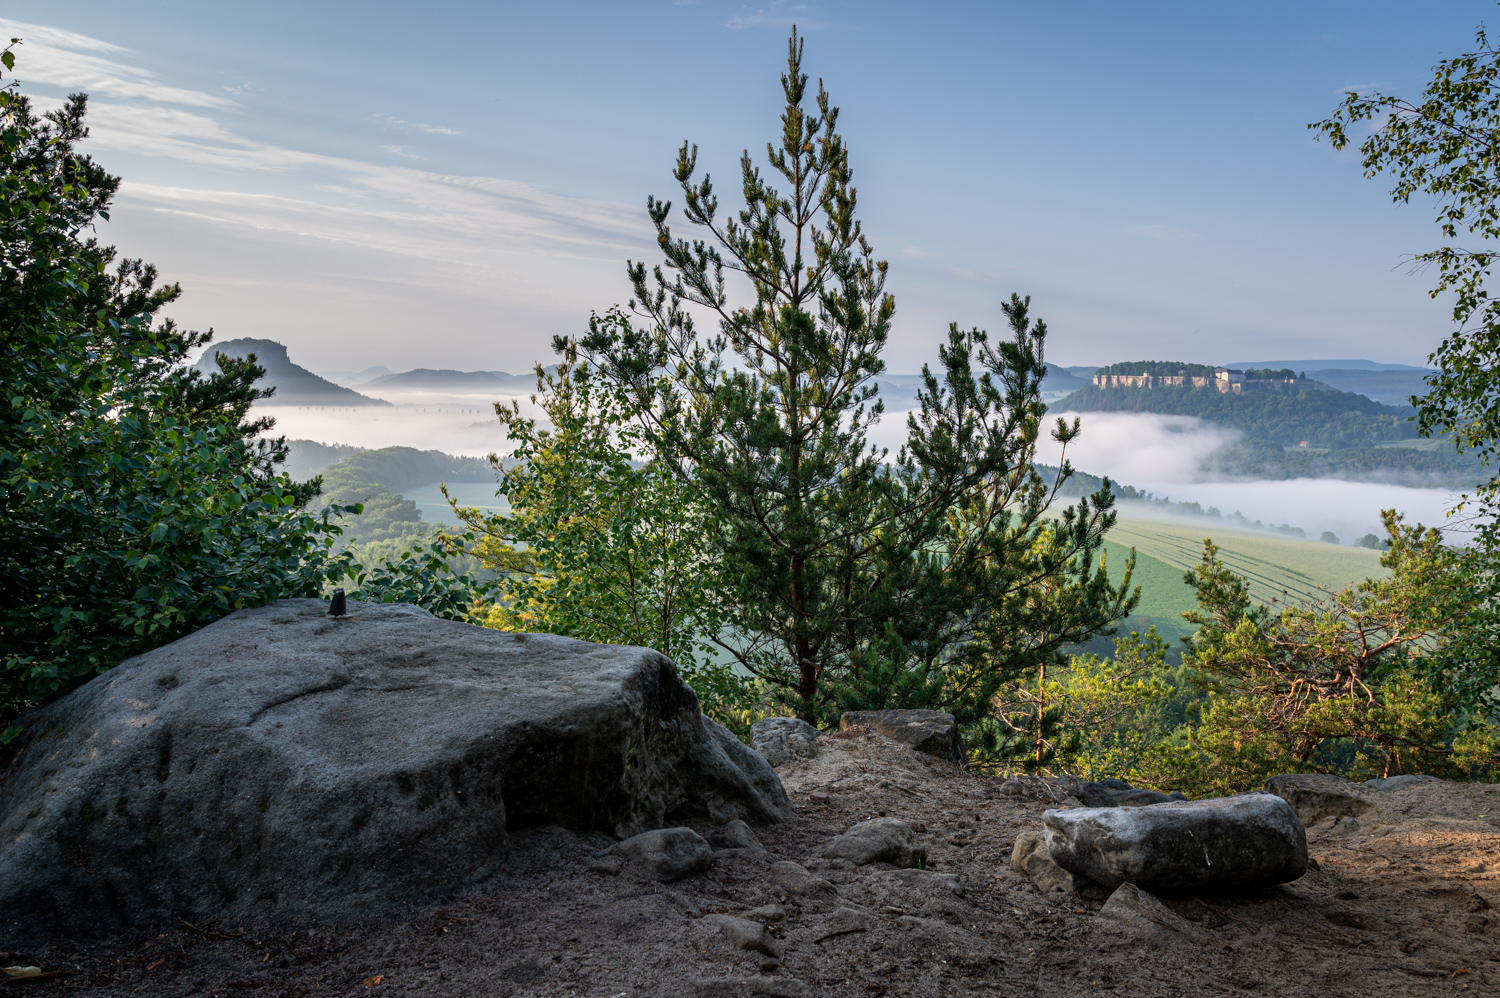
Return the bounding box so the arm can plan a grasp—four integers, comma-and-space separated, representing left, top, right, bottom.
5, 728, 1499, 997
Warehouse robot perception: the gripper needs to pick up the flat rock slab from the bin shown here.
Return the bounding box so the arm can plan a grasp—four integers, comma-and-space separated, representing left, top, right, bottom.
1265, 773, 1376, 826
697, 914, 782, 957
1045, 792, 1308, 892
1074, 779, 1186, 808
749, 717, 822, 768
0, 599, 789, 940
1364, 774, 1441, 792
838, 709, 965, 764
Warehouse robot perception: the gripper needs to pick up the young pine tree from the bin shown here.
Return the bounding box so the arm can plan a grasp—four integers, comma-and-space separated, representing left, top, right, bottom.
567, 31, 1135, 725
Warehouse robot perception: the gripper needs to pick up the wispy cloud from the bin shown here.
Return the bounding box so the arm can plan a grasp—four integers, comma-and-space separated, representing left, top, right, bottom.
382, 144, 428, 160
375, 113, 462, 136
0, 18, 237, 108
1127, 223, 1199, 241
14, 22, 650, 268
7, 15, 658, 371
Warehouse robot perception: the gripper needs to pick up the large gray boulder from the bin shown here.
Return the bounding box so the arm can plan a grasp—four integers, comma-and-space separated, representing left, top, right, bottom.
838, 709, 965, 764
749, 717, 822, 767
0, 599, 789, 940
1044, 792, 1307, 892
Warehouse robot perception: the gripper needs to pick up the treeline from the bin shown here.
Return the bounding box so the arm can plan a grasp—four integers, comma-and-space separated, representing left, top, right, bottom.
1097, 360, 1219, 377
1209, 440, 1488, 487
1060, 383, 1418, 447
1040, 465, 1313, 537
282, 440, 494, 487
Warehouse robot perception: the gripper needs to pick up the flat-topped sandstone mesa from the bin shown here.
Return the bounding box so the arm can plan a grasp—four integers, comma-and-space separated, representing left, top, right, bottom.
0, 599, 788, 941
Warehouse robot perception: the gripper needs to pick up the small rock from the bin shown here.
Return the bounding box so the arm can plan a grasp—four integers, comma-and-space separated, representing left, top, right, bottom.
1264, 773, 1374, 826
742, 904, 786, 924
749, 717, 822, 768
1464, 913, 1490, 933
1113, 789, 1175, 806
1045, 793, 1307, 892
838, 709, 965, 764
1363, 774, 1441, 791
1011, 828, 1046, 874
821, 817, 925, 867
768, 861, 840, 906
1094, 882, 1200, 937
1097, 778, 1132, 791
999, 780, 1025, 797
611, 827, 713, 882
699, 914, 782, 957
709, 819, 766, 851
1011, 827, 1079, 893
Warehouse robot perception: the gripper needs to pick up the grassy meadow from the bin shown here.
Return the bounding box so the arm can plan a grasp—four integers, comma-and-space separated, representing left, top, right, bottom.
1093, 513, 1389, 645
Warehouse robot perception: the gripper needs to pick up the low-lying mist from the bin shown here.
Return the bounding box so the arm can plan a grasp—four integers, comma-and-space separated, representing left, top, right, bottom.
1034, 410, 1468, 543
258, 399, 1474, 547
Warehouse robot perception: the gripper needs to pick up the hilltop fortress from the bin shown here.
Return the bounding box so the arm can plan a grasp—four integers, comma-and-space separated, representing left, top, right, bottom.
1092, 361, 1333, 395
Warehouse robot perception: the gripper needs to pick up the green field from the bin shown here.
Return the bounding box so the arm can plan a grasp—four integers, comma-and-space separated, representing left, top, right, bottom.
1093, 514, 1389, 643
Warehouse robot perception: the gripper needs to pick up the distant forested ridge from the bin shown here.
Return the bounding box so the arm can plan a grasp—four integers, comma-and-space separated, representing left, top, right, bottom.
281, 441, 493, 486
278, 444, 497, 546
1058, 381, 1418, 448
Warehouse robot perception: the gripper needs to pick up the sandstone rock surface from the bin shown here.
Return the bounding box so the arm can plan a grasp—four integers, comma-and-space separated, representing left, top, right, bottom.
612, 827, 713, 881
0, 599, 788, 940
709, 818, 767, 851
749, 717, 822, 767
822, 817, 926, 867
1264, 773, 1375, 826
1044, 792, 1307, 892
1094, 883, 1203, 939
838, 709, 965, 764
1012, 828, 1081, 894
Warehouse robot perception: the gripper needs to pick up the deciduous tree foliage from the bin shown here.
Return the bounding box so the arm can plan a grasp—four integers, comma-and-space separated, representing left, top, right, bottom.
566, 32, 1136, 723
0, 63, 346, 732
0, 49, 489, 737
1156, 514, 1497, 794
1312, 11, 1500, 725
456, 332, 751, 730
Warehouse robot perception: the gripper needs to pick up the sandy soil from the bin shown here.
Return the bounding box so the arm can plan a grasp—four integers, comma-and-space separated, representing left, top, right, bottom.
4, 728, 1499, 997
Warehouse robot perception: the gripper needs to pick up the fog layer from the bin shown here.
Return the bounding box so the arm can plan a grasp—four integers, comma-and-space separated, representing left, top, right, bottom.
258, 400, 1471, 545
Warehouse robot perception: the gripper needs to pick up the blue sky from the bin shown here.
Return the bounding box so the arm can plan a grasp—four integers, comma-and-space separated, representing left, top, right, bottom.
4, 1, 1494, 373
